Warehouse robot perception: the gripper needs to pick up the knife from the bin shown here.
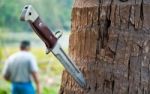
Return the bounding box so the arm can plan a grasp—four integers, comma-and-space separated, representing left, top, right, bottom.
20, 5, 86, 88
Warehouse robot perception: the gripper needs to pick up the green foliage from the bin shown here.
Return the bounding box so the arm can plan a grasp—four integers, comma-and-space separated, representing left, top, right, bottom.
0, 83, 11, 94
0, 0, 73, 32
0, 48, 3, 62
0, 81, 11, 94
0, 88, 9, 94
42, 86, 59, 94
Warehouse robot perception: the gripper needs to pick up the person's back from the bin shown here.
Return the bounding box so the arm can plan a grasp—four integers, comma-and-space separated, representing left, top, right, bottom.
6, 51, 37, 82
2, 40, 40, 94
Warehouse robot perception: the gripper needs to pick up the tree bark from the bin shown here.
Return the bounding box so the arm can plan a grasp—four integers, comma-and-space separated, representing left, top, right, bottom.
59, 0, 150, 94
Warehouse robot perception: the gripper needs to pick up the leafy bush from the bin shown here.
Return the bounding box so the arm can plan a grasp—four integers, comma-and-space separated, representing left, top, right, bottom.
0, 89, 8, 94
0, 48, 3, 62
0, 83, 11, 94
42, 86, 59, 94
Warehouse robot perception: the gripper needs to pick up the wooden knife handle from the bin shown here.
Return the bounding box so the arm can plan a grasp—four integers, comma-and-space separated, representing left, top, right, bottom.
29, 17, 57, 50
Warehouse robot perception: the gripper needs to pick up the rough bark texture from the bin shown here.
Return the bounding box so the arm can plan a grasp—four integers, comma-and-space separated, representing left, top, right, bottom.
59, 0, 150, 94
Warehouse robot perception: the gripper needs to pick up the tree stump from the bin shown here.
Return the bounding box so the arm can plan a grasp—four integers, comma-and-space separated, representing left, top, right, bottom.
59, 0, 150, 94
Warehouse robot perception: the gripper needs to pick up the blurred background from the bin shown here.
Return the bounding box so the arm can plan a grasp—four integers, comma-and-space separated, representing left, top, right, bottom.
0, 0, 73, 94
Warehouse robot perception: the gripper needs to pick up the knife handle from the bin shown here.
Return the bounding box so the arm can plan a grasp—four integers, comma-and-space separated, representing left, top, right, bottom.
29, 17, 58, 50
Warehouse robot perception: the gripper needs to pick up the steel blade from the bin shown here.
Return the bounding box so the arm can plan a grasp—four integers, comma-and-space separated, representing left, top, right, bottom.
51, 43, 86, 88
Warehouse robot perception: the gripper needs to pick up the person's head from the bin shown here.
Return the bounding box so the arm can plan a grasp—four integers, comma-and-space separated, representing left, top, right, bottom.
20, 40, 31, 51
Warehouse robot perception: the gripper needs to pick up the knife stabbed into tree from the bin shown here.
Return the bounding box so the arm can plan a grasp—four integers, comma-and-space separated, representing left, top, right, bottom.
20, 5, 86, 88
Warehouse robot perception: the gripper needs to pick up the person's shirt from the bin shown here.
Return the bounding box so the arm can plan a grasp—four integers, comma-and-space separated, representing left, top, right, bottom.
2, 51, 38, 83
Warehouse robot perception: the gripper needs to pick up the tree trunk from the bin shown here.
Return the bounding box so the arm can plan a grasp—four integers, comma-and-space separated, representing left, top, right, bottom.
59, 0, 150, 94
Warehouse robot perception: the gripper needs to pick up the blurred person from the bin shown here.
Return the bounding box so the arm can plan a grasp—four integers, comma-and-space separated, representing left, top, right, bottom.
2, 40, 40, 94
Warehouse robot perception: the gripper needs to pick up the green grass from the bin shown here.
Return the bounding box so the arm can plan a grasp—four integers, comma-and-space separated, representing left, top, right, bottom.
42, 86, 59, 94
